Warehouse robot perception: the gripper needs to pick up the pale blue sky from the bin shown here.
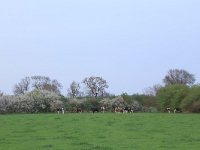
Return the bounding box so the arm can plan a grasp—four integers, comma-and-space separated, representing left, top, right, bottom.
0, 0, 200, 95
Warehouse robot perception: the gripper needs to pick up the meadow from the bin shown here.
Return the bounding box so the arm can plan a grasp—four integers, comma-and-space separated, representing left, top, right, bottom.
0, 113, 199, 150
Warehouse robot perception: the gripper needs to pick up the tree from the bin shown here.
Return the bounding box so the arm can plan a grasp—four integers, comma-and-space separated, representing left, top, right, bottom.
0, 91, 3, 96
13, 77, 31, 95
13, 76, 62, 95
163, 69, 195, 86
181, 85, 200, 112
43, 79, 62, 94
144, 84, 163, 96
31, 76, 51, 90
31, 76, 62, 94
67, 81, 80, 98
82, 76, 109, 97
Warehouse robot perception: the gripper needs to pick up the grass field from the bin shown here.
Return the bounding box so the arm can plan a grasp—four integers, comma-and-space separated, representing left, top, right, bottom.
0, 113, 200, 150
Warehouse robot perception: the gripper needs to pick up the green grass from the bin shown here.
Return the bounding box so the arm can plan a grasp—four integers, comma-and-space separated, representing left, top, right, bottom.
0, 113, 200, 150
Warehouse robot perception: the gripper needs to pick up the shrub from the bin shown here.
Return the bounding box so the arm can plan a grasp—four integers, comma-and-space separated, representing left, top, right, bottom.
0, 96, 15, 113
99, 98, 113, 111
181, 85, 200, 112
156, 84, 189, 111
0, 90, 63, 113
111, 96, 127, 108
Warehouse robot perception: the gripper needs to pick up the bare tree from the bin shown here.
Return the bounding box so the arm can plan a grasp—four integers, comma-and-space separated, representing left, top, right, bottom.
163, 69, 195, 86
0, 91, 3, 96
31, 76, 62, 94
14, 76, 62, 95
144, 84, 163, 96
13, 77, 31, 95
82, 76, 109, 97
67, 81, 80, 98
43, 79, 62, 94
31, 76, 51, 90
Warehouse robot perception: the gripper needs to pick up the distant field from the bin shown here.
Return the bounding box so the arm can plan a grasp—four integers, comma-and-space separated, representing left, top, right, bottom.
0, 113, 199, 150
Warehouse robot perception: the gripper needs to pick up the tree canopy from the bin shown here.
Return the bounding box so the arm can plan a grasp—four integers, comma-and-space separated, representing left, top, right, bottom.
163, 69, 195, 86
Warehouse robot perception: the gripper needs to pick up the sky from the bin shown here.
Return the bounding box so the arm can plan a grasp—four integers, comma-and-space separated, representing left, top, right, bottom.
0, 0, 200, 95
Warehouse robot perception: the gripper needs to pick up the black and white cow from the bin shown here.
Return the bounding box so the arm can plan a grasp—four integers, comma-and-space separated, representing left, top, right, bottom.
114, 107, 124, 113
123, 106, 133, 113
166, 107, 171, 113
174, 107, 182, 113
57, 108, 64, 114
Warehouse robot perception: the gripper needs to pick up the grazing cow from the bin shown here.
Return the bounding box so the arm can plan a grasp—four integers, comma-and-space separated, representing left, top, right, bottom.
123, 106, 129, 113
130, 107, 134, 113
76, 108, 82, 113
101, 106, 105, 113
124, 106, 133, 113
127, 107, 134, 113
91, 107, 99, 113
166, 107, 171, 113
114, 107, 124, 113
57, 108, 61, 114
57, 108, 65, 114
123, 106, 134, 113
174, 107, 182, 113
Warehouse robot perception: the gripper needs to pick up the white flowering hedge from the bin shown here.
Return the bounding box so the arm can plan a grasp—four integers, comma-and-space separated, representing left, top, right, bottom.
0, 90, 63, 113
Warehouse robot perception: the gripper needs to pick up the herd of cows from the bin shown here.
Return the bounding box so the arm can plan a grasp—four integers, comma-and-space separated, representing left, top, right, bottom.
56, 106, 134, 114
57, 106, 182, 114
166, 107, 182, 113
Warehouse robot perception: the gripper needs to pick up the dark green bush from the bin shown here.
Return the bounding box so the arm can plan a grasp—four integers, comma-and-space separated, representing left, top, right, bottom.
181, 85, 200, 112
156, 84, 189, 111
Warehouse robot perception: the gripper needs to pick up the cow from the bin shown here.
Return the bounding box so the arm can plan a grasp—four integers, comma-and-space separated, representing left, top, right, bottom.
91, 107, 99, 113
123, 106, 134, 113
76, 108, 82, 113
174, 107, 182, 113
166, 107, 171, 114
57, 108, 64, 114
114, 107, 124, 113
101, 106, 105, 113
123, 106, 133, 113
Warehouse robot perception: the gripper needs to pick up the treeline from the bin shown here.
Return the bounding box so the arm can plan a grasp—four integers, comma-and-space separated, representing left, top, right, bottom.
0, 69, 200, 113
0, 91, 156, 113
157, 84, 200, 113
